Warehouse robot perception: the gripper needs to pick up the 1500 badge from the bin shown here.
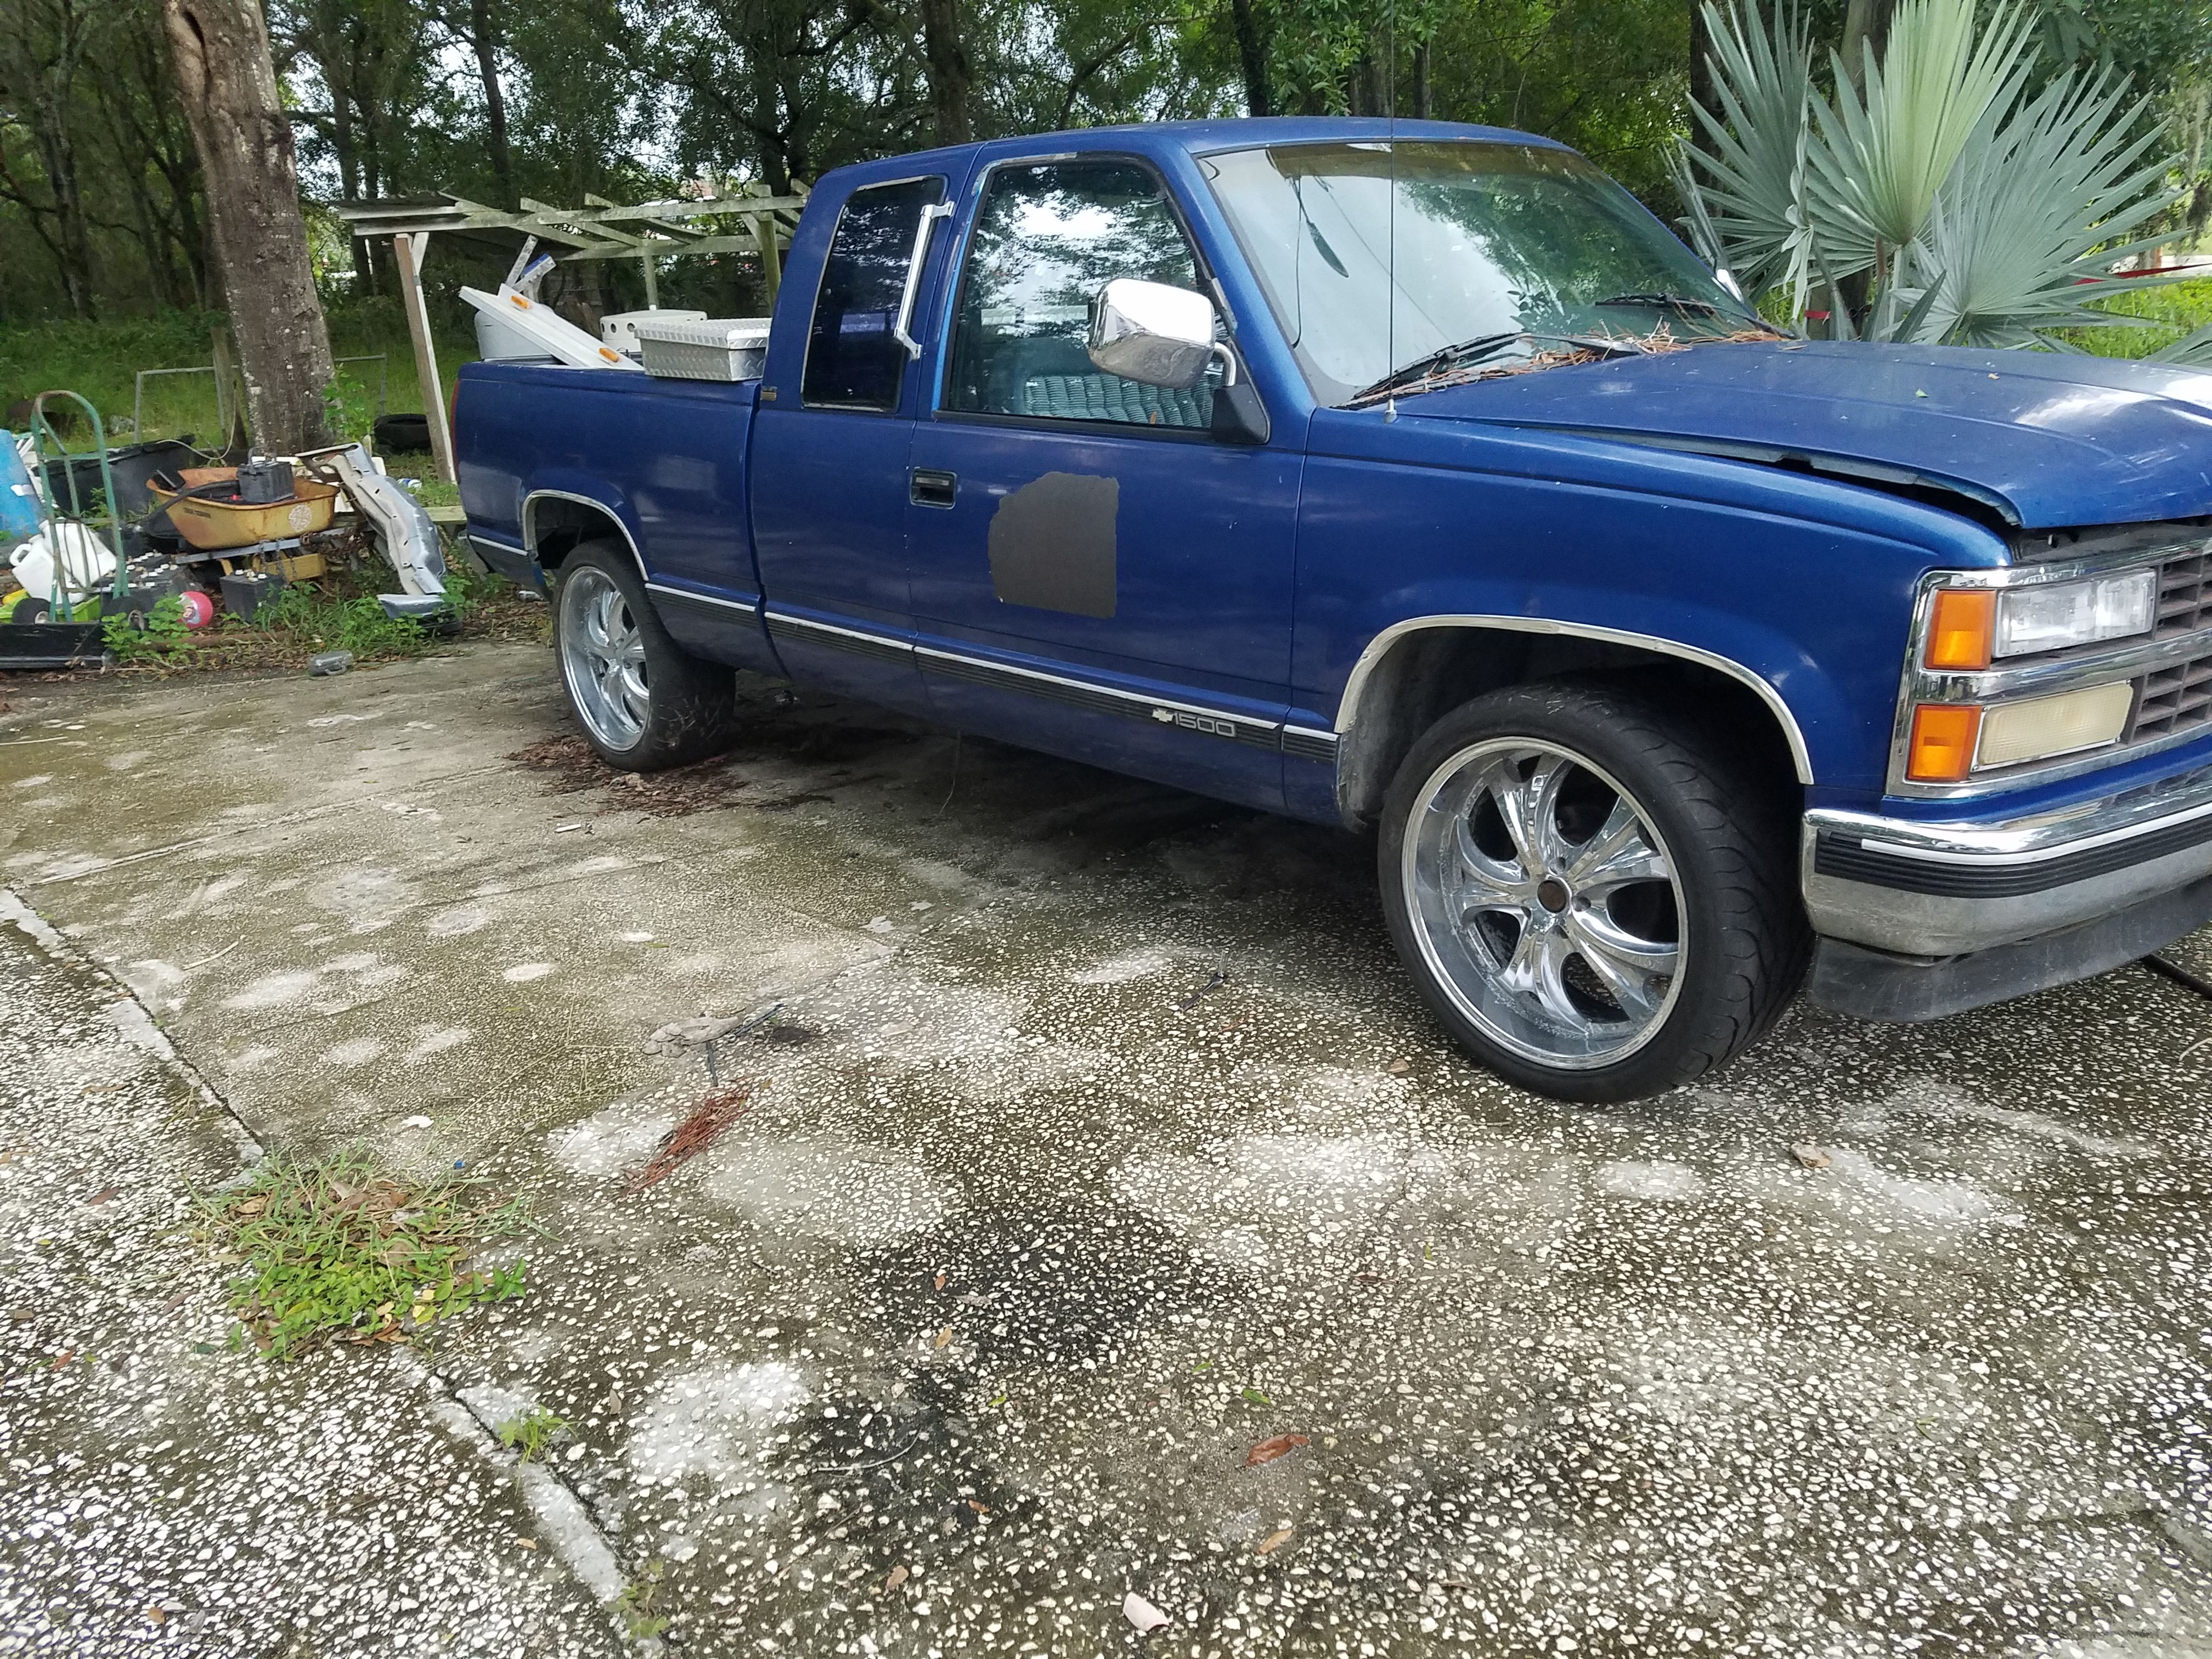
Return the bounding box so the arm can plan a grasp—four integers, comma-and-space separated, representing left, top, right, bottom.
1153, 707, 1238, 738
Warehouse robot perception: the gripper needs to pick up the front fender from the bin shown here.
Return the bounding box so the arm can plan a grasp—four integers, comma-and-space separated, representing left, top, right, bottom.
1294, 410, 2013, 804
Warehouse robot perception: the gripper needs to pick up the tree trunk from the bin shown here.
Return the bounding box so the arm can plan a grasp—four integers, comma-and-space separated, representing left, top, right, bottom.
918, 0, 972, 145
1690, 1, 1717, 129
1414, 42, 1431, 120
1228, 0, 1271, 117
1839, 0, 1895, 93
162, 0, 335, 454
466, 0, 515, 207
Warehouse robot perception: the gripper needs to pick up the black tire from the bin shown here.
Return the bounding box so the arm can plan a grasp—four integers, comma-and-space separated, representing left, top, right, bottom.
9, 596, 50, 625
553, 540, 736, 770
1376, 679, 1808, 1103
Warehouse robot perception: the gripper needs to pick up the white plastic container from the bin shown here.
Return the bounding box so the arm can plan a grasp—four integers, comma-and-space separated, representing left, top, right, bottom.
10, 520, 115, 605
635, 317, 772, 382
473, 308, 546, 362
601, 309, 707, 354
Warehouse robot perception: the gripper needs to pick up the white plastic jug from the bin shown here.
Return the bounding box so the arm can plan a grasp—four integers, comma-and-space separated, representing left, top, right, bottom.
10, 520, 115, 606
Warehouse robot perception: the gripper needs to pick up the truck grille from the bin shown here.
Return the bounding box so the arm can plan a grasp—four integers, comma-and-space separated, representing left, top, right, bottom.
2158, 548, 2212, 638
2130, 652, 2212, 743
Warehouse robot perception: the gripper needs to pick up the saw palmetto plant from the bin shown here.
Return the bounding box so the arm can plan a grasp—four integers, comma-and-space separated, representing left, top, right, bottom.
1675, 0, 2192, 354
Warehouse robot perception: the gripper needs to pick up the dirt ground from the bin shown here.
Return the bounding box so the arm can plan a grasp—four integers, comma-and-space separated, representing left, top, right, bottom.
4, 640, 2211, 1657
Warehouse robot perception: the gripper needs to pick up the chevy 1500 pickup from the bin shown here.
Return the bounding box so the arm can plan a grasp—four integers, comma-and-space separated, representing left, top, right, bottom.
457, 116, 2212, 1102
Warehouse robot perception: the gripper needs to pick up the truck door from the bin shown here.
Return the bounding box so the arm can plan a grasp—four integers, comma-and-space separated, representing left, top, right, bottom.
750, 173, 951, 715
904, 156, 1302, 812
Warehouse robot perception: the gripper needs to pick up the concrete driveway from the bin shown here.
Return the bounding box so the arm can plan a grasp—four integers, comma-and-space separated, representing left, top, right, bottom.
4, 640, 2211, 1657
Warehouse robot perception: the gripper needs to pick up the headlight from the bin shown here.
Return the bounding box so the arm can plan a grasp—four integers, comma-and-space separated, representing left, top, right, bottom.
1994, 571, 2156, 658
1924, 571, 2157, 669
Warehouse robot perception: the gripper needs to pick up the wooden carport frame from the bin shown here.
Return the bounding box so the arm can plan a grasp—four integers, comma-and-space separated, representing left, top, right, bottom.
332, 187, 808, 483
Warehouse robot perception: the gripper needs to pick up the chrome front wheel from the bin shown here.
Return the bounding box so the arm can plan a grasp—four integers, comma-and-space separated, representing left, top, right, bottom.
560, 563, 650, 752
1403, 737, 1686, 1071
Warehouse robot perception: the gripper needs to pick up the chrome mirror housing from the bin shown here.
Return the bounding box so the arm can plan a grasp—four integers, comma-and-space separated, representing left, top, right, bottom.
1088, 279, 1235, 390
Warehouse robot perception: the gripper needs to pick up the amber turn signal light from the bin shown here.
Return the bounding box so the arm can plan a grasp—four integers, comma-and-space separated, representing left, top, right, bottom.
1906, 703, 1982, 782
1926, 589, 1996, 670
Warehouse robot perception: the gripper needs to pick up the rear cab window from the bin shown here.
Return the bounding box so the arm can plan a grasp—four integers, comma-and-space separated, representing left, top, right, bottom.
802, 176, 947, 411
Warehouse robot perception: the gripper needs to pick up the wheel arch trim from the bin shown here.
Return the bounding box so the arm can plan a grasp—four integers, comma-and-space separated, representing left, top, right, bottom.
522, 488, 648, 586
1334, 614, 1816, 785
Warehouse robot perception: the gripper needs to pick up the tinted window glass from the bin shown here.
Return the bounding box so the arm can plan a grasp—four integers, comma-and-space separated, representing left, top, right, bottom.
802, 177, 943, 411
945, 161, 1216, 431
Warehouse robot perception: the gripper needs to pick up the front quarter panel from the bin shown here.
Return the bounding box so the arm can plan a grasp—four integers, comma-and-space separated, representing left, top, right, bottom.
1295, 408, 2011, 806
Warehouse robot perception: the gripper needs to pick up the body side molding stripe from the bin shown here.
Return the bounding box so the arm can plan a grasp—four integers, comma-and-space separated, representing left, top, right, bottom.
1333, 614, 1815, 784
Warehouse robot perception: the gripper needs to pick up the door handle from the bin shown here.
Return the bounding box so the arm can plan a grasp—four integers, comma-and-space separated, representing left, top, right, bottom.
910, 467, 958, 509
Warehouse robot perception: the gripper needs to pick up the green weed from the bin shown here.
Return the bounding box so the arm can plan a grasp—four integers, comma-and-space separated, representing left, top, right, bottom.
195, 1148, 532, 1359
614, 1560, 670, 1640
496, 1406, 570, 1463
102, 594, 191, 663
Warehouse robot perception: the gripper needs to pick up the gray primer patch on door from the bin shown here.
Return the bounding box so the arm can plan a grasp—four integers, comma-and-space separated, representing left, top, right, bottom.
988, 472, 1118, 619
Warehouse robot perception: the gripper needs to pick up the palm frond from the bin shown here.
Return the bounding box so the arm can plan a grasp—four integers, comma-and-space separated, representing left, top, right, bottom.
1684, 0, 1820, 302
1907, 64, 2182, 346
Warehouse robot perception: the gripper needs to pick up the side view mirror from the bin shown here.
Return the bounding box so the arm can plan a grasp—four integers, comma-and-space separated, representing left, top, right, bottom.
1088, 279, 1234, 391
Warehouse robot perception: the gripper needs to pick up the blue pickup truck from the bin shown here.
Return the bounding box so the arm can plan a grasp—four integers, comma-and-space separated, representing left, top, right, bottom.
458, 116, 2212, 1102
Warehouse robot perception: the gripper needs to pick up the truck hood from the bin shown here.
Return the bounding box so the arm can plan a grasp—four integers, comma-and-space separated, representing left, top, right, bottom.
1398, 340, 2212, 531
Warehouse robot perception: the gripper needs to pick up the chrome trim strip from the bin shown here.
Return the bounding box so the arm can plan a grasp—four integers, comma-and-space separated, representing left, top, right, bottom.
521, 489, 647, 586
647, 583, 758, 616
1807, 759, 2212, 865
914, 644, 1278, 730
1334, 614, 1814, 784
769, 611, 913, 649
470, 531, 527, 554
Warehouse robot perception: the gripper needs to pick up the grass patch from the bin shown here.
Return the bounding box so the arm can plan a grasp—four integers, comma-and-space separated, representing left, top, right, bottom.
2068, 276, 2212, 360
197, 1148, 533, 1359
496, 1406, 570, 1463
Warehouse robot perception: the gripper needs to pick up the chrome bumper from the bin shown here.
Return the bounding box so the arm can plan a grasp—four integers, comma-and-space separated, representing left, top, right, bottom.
1803, 758, 2212, 957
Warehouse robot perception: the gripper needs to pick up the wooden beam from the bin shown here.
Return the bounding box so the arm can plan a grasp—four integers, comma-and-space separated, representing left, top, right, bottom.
393, 232, 456, 486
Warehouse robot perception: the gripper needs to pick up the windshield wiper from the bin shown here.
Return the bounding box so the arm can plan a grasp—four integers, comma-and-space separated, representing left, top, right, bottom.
1595, 292, 1790, 336
1595, 291, 1724, 314
1350, 330, 1647, 405
1352, 331, 1528, 403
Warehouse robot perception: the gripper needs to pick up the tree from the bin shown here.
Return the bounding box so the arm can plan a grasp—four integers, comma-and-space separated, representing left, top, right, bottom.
162, 0, 335, 451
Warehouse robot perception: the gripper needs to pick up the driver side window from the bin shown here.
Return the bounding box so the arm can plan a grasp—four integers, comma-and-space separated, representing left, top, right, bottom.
944, 161, 1216, 431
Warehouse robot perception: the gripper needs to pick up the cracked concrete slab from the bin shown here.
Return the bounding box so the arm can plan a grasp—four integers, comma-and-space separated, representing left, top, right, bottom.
5, 641, 2212, 1656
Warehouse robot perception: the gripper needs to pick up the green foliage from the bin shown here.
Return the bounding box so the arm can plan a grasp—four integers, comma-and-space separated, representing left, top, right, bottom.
614, 1561, 670, 1640
196, 1148, 533, 1360
1684, 0, 2183, 344
253, 583, 436, 660
496, 1407, 570, 1463
101, 595, 191, 663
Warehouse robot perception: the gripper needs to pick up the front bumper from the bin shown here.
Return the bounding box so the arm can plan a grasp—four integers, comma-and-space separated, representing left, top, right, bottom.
1802, 758, 2212, 1020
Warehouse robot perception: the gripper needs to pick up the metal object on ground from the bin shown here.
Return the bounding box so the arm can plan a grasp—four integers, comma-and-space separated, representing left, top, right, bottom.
297, 443, 449, 620
1402, 738, 1685, 1070
308, 650, 353, 676
635, 316, 770, 382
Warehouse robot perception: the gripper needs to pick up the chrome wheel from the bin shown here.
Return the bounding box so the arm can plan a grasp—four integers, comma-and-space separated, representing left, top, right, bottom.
559, 565, 648, 752
1402, 738, 1686, 1070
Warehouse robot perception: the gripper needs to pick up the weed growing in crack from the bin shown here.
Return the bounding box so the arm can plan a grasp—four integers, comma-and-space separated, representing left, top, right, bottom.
497, 1407, 570, 1463
196, 1147, 534, 1359
616, 1560, 670, 1640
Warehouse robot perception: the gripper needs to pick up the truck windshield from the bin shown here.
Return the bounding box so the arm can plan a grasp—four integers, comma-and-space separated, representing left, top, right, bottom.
1201, 141, 1762, 407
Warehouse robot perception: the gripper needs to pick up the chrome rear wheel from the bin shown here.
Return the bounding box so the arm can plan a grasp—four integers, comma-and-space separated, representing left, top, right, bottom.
560, 563, 649, 752
1403, 737, 1686, 1071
